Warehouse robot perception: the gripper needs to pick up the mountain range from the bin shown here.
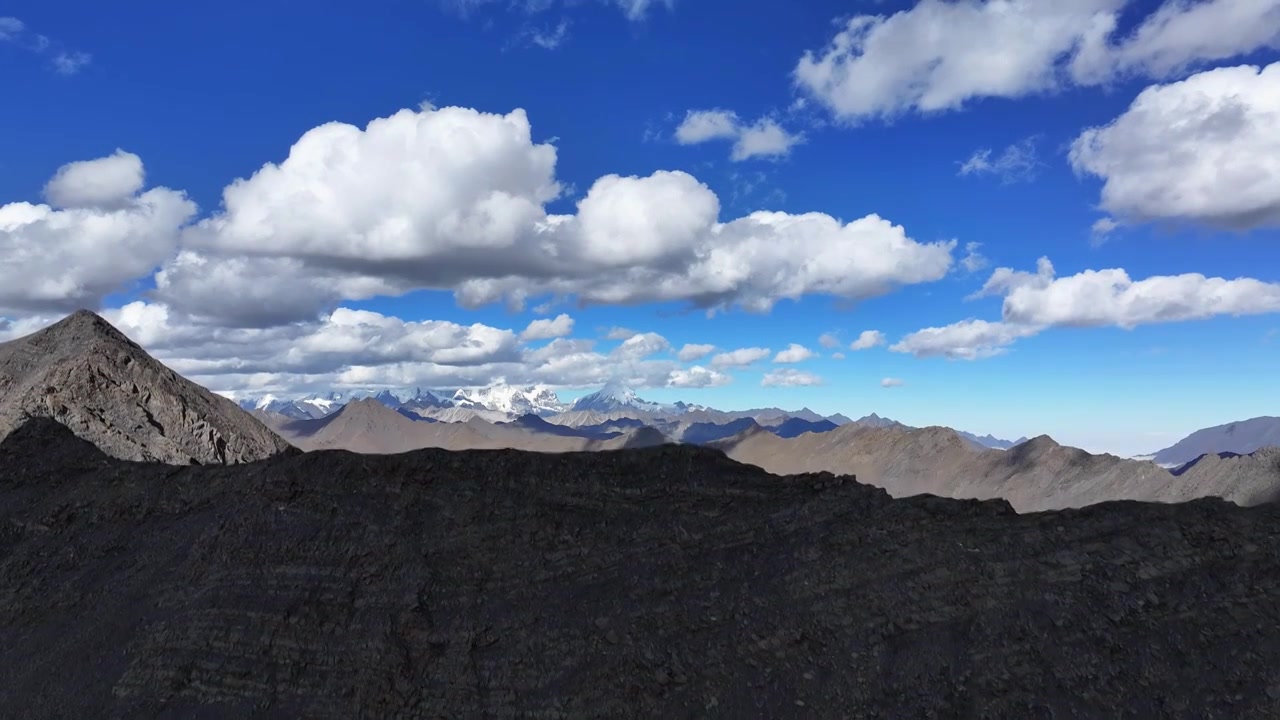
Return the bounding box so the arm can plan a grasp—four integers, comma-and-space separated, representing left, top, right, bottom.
6, 311, 1280, 516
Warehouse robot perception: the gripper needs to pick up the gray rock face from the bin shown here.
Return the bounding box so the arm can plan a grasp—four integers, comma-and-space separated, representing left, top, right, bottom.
3, 419, 1280, 718
1153, 416, 1280, 467
0, 310, 293, 465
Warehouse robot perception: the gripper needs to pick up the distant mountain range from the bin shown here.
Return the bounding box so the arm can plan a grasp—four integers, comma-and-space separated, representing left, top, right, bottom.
1148, 416, 1280, 468
235, 384, 1026, 450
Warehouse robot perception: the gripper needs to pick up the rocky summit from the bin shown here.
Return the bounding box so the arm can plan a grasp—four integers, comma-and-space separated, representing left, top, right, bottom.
2, 418, 1279, 718
0, 310, 293, 465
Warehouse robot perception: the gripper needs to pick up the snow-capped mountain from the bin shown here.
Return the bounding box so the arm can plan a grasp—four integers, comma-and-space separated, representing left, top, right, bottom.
451, 383, 566, 417
569, 382, 673, 414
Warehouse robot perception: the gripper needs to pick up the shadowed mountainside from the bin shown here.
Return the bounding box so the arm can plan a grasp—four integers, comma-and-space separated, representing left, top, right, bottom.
1153, 416, 1280, 467
2, 418, 1279, 718
712, 422, 1280, 512
0, 310, 292, 464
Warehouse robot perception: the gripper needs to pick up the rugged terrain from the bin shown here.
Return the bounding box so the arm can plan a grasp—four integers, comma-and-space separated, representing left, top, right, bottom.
0, 311, 292, 464
1152, 416, 1280, 467
713, 423, 1280, 512
3, 418, 1280, 718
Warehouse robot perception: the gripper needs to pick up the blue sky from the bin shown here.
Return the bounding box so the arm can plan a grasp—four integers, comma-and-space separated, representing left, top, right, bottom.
2, 0, 1279, 455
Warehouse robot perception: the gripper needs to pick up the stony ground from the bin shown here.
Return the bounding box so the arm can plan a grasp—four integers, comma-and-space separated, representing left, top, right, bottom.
3, 418, 1280, 719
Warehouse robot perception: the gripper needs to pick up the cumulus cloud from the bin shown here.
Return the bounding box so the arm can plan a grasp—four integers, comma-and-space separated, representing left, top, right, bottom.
674, 109, 805, 161
959, 137, 1041, 184
611, 331, 670, 360
773, 343, 815, 363
794, 0, 1280, 123
761, 368, 823, 387
818, 331, 841, 349
880, 377, 904, 388
710, 346, 771, 369
0, 152, 195, 315
890, 319, 1040, 360
1070, 62, 1280, 230
52, 51, 91, 75
74, 301, 706, 396
43, 149, 145, 209
159, 105, 952, 325
668, 365, 732, 388
893, 256, 1280, 359
676, 343, 716, 361
519, 313, 574, 341
849, 330, 886, 351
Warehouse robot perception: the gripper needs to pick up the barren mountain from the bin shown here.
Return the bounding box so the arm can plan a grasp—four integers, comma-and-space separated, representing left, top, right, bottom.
0, 310, 291, 465
1152, 416, 1280, 467
267, 398, 670, 455
713, 423, 1280, 512
3, 418, 1280, 718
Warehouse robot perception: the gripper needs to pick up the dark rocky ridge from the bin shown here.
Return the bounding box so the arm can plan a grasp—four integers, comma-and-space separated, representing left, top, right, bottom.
0, 310, 293, 464
3, 419, 1280, 718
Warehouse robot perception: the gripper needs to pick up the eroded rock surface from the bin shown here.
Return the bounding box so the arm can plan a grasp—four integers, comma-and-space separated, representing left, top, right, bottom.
0, 310, 293, 464
2, 419, 1279, 718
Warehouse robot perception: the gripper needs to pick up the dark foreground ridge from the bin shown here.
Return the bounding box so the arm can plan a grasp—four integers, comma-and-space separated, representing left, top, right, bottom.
3, 419, 1280, 718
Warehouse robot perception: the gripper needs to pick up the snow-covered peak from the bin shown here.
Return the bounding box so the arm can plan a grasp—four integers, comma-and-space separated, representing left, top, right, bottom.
452, 383, 566, 416
570, 383, 670, 414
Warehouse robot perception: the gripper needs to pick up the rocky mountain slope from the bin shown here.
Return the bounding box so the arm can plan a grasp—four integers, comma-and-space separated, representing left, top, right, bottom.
264, 398, 665, 454
2, 418, 1279, 718
0, 310, 292, 464
1152, 416, 1280, 467
713, 423, 1280, 512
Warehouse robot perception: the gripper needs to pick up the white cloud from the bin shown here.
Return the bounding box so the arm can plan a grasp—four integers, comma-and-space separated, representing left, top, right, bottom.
158, 105, 952, 325
0, 153, 195, 315
530, 20, 569, 49
890, 319, 1040, 360
675, 109, 805, 161
894, 256, 1280, 358
818, 331, 841, 349
960, 241, 988, 272
849, 329, 885, 350
773, 343, 815, 363
958, 137, 1041, 184
831, 352, 846, 360
674, 109, 739, 144
0, 17, 24, 41
611, 331, 670, 360
667, 365, 732, 388
519, 312, 574, 341
710, 346, 771, 369
1069, 62, 1280, 230
794, 0, 1280, 123
676, 342, 716, 361
761, 368, 823, 387
52, 51, 91, 75
604, 326, 636, 340
43, 149, 144, 209
880, 377, 904, 388
1091, 217, 1121, 238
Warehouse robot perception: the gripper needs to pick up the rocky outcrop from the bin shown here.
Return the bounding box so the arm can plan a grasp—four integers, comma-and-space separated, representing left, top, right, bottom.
0, 310, 292, 465
2, 419, 1280, 718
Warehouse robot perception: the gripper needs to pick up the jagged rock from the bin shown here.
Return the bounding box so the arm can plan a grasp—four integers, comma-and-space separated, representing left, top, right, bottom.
0, 310, 292, 464
1, 419, 1279, 718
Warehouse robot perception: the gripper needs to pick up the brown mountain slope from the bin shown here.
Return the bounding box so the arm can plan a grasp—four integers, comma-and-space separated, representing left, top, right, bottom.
713, 423, 1280, 512
0, 310, 291, 465
4, 418, 1280, 718
267, 399, 674, 454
